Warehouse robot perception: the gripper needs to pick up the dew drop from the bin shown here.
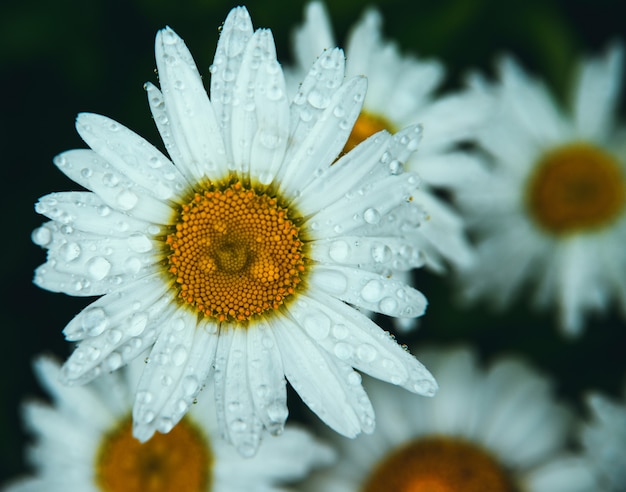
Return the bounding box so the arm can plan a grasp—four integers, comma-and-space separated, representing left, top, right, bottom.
80, 168, 93, 179
379, 297, 398, 315
127, 312, 148, 336
172, 345, 188, 366
81, 307, 109, 336
161, 375, 173, 387
230, 419, 247, 432
128, 233, 153, 253
357, 344, 377, 363
371, 243, 392, 263
332, 324, 349, 340
302, 312, 331, 340
182, 375, 199, 395
307, 90, 330, 109
60, 242, 81, 262
124, 257, 141, 275
363, 208, 381, 224
107, 329, 123, 344
333, 342, 354, 360
161, 28, 178, 45
31, 227, 52, 246
97, 205, 111, 217
117, 190, 139, 211
267, 402, 288, 423
157, 417, 174, 433
347, 372, 362, 386
328, 240, 350, 262
86, 256, 111, 281
105, 352, 123, 371
361, 279, 384, 303
102, 173, 119, 188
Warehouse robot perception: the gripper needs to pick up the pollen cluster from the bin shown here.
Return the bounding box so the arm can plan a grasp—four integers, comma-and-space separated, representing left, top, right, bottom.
526, 142, 626, 235
95, 417, 211, 492
361, 436, 516, 492
166, 182, 305, 322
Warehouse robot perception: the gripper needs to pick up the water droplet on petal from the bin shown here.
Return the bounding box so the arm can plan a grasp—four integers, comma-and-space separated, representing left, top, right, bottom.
328, 240, 350, 262
333, 342, 354, 360
116, 190, 139, 211
379, 297, 398, 315
307, 90, 329, 109
86, 256, 111, 281
105, 352, 123, 371
361, 280, 384, 303
363, 208, 381, 224
182, 375, 199, 396
357, 344, 377, 363
107, 329, 123, 344
81, 307, 109, 337
302, 312, 331, 340
371, 243, 392, 263
347, 372, 362, 386
31, 227, 52, 246
128, 233, 153, 253
267, 402, 288, 423
60, 242, 81, 262
172, 345, 188, 366
127, 312, 148, 336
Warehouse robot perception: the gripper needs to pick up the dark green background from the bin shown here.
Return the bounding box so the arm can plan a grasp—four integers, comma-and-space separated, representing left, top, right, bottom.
2, 0, 625, 485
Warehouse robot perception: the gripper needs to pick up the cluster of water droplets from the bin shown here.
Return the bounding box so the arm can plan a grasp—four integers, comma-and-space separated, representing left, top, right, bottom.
290, 295, 436, 396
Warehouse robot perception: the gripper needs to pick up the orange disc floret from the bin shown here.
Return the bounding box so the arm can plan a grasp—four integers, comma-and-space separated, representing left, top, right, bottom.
165, 182, 305, 323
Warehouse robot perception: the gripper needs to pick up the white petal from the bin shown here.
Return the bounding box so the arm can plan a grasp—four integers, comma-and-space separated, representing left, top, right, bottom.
308, 235, 425, 272
293, 1, 335, 70
279, 74, 366, 196
246, 319, 288, 435
289, 290, 436, 396
33, 221, 158, 296
219, 327, 264, 457
132, 307, 197, 439
155, 27, 228, 181
54, 148, 173, 223
309, 264, 427, 318
344, 8, 381, 78
138, 319, 219, 438
573, 43, 623, 141
35, 191, 162, 238
74, 113, 187, 202
210, 5, 254, 156
272, 314, 373, 438
60, 274, 171, 384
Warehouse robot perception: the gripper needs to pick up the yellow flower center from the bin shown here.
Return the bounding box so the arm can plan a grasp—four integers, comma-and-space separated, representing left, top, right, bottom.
343, 111, 395, 154
166, 182, 305, 322
525, 142, 626, 235
95, 417, 212, 492
361, 436, 517, 492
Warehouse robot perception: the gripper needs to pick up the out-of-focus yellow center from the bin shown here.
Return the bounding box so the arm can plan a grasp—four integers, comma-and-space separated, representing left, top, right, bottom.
526, 142, 626, 235
95, 417, 212, 492
361, 436, 517, 492
343, 111, 395, 154
166, 182, 305, 322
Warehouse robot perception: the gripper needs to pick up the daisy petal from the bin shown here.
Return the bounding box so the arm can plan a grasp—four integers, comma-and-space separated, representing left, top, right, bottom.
35, 192, 161, 238
290, 290, 436, 396
54, 149, 173, 224
272, 314, 374, 437
310, 265, 427, 318
293, 1, 335, 69
246, 319, 288, 435
74, 113, 187, 203
155, 27, 228, 181
210, 5, 254, 155
574, 43, 623, 141
132, 307, 197, 439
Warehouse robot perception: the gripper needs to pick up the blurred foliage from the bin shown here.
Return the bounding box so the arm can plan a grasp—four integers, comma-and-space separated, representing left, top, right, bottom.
1, 0, 625, 485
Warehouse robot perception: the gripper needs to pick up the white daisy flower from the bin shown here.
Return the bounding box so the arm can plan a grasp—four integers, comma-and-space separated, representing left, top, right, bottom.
288, 2, 490, 275
303, 346, 597, 492
4, 356, 333, 492
580, 386, 626, 491
30, 6, 437, 456
454, 43, 626, 336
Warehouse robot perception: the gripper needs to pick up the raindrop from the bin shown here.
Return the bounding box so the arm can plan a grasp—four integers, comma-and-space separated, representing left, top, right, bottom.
31, 227, 52, 246
171, 318, 186, 331
161, 375, 173, 387
360, 279, 384, 303
86, 256, 111, 281
81, 307, 109, 337
97, 205, 111, 217
182, 375, 198, 395
174, 80, 185, 90
333, 342, 353, 360
259, 131, 280, 149
307, 90, 329, 109
139, 410, 155, 424
124, 257, 141, 275
357, 344, 377, 363
172, 345, 188, 366
388, 160, 403, 175
127, 312, 148, 336
161, 28, 178, 45
117, 190, 139, 211
128, 233, 153, 253
105, 352, 123, 371
267, 402, 288, 423
363, 208, 381, 224
148, 156, 163, 168
230, 419, 247, 432
347, 372, 362, 386
371, 243, 391, 263
80, 168, 93, 179
379, 297, 398, 315
53, 155, 68, 168
102, 173, 119, 188
60, 242, 81, 262
267, 85, 283, 101
302, 313, 331, 340
157, 417, 174, 433
299, 108, 313, 122
332, 324, 349, 340
332, 106, 345, 118
328, 240, 350, 262
107, 329, 123, 344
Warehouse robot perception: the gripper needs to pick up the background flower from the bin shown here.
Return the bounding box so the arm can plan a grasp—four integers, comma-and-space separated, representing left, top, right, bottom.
2, 0, 625, 487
